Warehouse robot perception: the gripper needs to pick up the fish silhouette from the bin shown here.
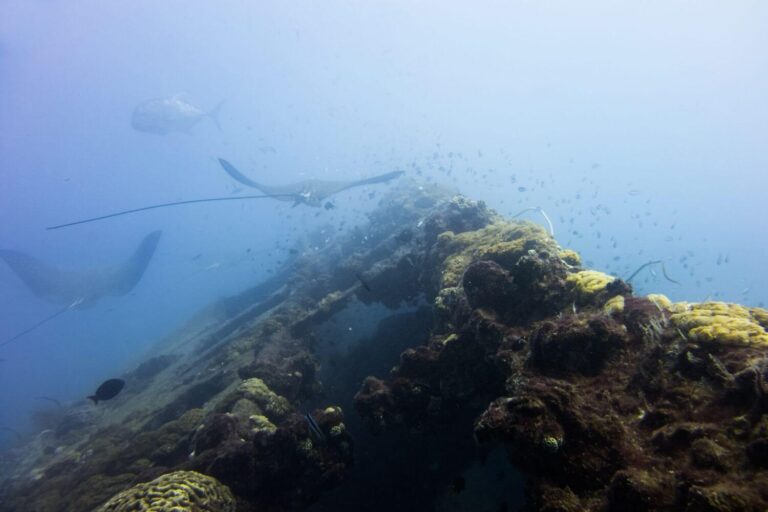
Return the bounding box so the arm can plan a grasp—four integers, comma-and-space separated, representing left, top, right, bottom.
87, 378, 125, 404
131, 95, 224, 134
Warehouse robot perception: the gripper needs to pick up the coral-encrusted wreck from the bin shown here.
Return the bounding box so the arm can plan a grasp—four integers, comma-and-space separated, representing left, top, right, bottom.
1, 182, 767, 511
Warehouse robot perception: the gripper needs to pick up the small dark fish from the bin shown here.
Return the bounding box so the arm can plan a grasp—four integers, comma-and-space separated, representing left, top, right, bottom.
451, 476, 466, 494
305, 412, 325, 442
192, 253, 202, 261
324, 201, 335, 210
88, 378, 125, 405
355, 273, 372, 292
517, 186, 527, 192
289, 248, 299, 255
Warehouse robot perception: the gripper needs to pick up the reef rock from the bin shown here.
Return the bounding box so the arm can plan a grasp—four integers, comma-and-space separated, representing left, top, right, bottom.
2, 182, 767, 512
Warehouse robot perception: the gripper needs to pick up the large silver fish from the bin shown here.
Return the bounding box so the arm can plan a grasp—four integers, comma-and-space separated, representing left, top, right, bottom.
131, 95, 224, 135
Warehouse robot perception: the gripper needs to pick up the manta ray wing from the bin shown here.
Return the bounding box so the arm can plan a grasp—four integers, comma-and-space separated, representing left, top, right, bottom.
218, 159, 274, 194
218, 159, 404, 206
219, 158, 302, 203
0, 250, 78, 304
292, 171, 405, 205
104, 230, 162, 296
323, 170, 406, 196
0, 231, 162, 305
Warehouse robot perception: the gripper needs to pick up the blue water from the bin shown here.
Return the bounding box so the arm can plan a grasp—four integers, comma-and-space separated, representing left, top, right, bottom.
1, 1, 766, 450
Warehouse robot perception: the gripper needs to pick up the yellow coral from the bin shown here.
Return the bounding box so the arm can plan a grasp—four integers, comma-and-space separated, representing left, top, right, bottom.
603, 295, 625, 315
647, 293, 673, 310
558, 249, 582, 267
567, 270, 615, 303
436, 220, 553, 288
669, 301, 768, 346
441, 251, 472, 288
95, 471, 235, 512
750, 307, 768, 330
238, 378, 291, 419
248, 414, 276, 433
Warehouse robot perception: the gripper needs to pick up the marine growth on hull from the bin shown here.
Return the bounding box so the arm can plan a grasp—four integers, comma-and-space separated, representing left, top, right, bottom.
1, 181, 767, 512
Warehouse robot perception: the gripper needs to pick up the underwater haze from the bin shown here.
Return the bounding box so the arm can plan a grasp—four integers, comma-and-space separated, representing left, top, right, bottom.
0, 0, 766, 463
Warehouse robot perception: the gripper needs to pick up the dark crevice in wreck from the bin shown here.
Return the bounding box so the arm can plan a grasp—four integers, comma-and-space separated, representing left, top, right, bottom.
1, 181, 768, 512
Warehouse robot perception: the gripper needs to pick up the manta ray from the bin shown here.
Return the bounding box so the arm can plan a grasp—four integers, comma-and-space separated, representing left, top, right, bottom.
46, 163, 405, 230
0, 231, 162, 306
218, 158, 404, 207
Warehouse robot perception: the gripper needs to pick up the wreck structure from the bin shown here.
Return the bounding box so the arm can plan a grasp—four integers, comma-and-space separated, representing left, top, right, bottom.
1, 182, 767, 511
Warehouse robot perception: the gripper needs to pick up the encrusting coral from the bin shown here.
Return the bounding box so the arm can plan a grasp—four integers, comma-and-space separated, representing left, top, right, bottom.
94, 471, 235, 512
212, 377, 293, 426
428, 212, 578, 330
668, 301, 768, 346
646, 293, 673, 310
602, 294, 625, 315
566, 269, 615, 304
558, 248, 582, 267
434, 220, 555, 289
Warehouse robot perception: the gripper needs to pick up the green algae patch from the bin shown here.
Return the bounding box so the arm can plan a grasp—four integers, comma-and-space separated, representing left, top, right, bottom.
669, 301, 768, 346
95, 470, 235, 512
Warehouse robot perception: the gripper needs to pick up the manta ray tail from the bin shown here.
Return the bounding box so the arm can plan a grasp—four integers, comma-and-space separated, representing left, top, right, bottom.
0, 304, 72, 349
218, 159, 272, 193
46, 194, 295, 230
